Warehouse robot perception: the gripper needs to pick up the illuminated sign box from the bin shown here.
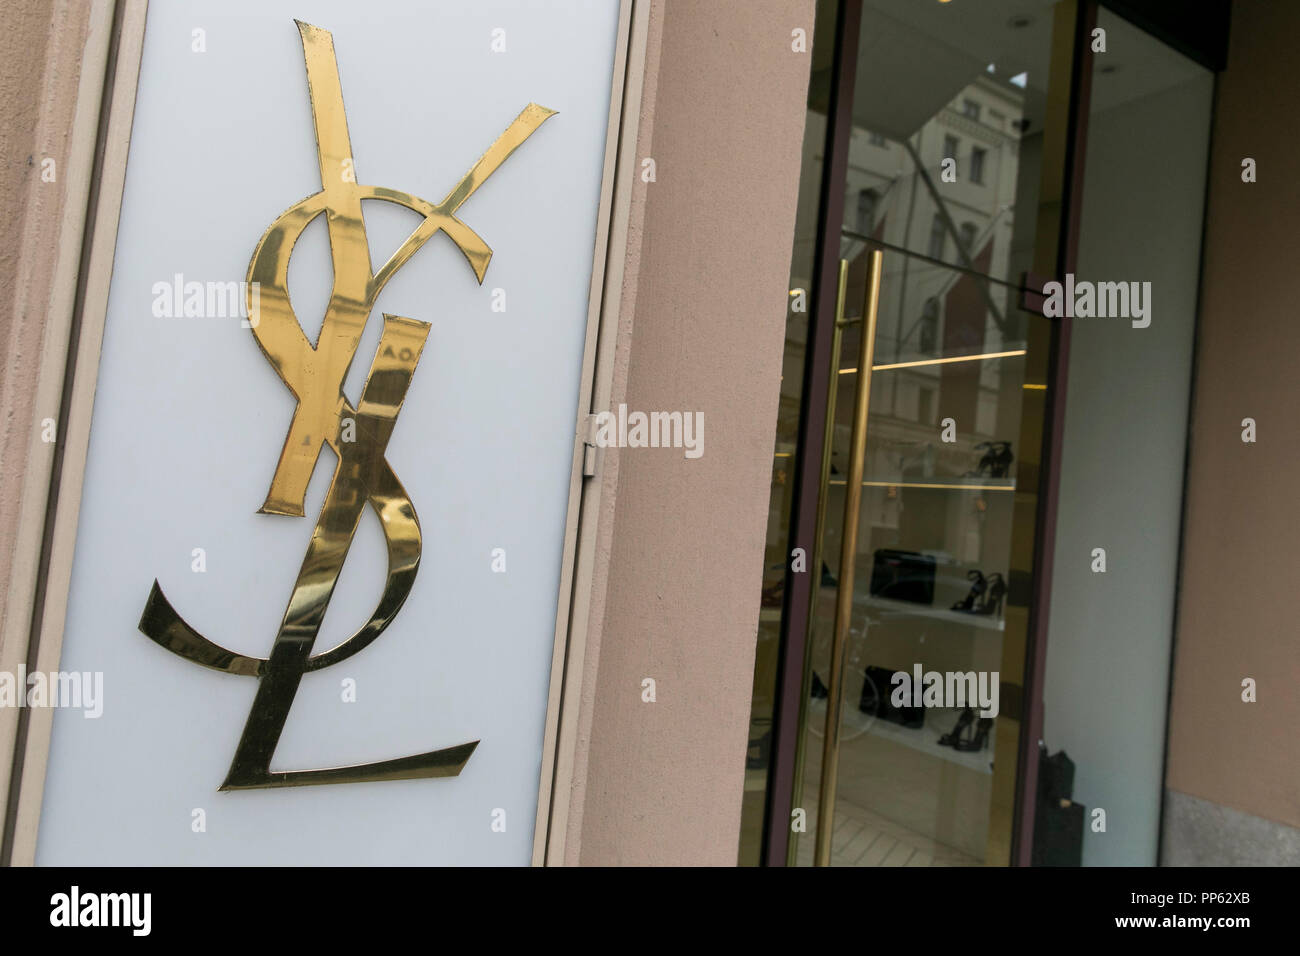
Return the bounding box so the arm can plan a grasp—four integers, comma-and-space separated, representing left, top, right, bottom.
30, 0, 634, 866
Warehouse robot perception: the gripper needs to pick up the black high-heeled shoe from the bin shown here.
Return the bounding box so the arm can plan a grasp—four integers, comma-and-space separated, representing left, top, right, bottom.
953, 716, 993, 752
974, 572, 1006, 617
938, 707, 975, 746
950, 571, 986, 611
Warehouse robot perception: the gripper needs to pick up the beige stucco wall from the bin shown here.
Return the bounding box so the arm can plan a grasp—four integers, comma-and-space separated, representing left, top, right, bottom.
0, 1, 89, 662
556, 0, 813, 864
1165, 0, 1300, 833
0, 0, 96, 841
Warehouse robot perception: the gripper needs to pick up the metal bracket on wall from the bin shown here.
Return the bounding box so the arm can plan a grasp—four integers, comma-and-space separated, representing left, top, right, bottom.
580, 413, 600, 477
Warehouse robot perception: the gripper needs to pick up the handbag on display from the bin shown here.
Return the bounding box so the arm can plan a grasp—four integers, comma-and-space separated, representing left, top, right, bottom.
1032, 743, 1085, 866
861, 665, 925, 728
868, 549, 936, 605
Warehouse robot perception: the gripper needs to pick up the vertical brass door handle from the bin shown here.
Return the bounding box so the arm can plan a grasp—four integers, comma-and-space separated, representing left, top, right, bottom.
788, 260, 849, 865
814, 249, 883, 866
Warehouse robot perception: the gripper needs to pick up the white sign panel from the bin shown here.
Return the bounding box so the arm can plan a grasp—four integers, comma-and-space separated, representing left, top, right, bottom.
36, 0, 621, 864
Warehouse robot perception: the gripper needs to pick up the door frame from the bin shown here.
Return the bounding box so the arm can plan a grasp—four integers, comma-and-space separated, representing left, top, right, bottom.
761, 0, 864, 869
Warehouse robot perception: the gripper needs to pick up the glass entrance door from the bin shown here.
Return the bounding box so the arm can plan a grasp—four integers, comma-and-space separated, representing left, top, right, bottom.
795, 245, 1034, 866
753, 0, 1088, 867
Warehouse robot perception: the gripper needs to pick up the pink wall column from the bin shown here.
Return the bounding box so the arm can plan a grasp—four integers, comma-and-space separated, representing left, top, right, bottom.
1164, 0, 1300, 854
556, 0, 815, 865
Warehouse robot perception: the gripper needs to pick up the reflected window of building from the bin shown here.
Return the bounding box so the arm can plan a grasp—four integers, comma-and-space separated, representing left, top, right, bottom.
927, 214, 946, 260
959, 221, 978, 256
918, 386, 934, 425
857, 188, 878, 235
970, 146, 987, 184
919, 296, 939, 354
961, 98, 981, 121
868, 130, 887, 147
943, 133, 959, 161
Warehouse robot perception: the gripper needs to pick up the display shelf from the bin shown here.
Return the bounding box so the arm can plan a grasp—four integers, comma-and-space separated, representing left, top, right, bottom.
859, 593, 1005, 632
862, 707, 995, 774
757, 589, 1006, 631
807, 700, 995, 774
830, 477, 1015, 492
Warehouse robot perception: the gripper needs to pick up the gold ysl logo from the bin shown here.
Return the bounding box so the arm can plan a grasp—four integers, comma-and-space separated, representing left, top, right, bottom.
138, 21, 554, 789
